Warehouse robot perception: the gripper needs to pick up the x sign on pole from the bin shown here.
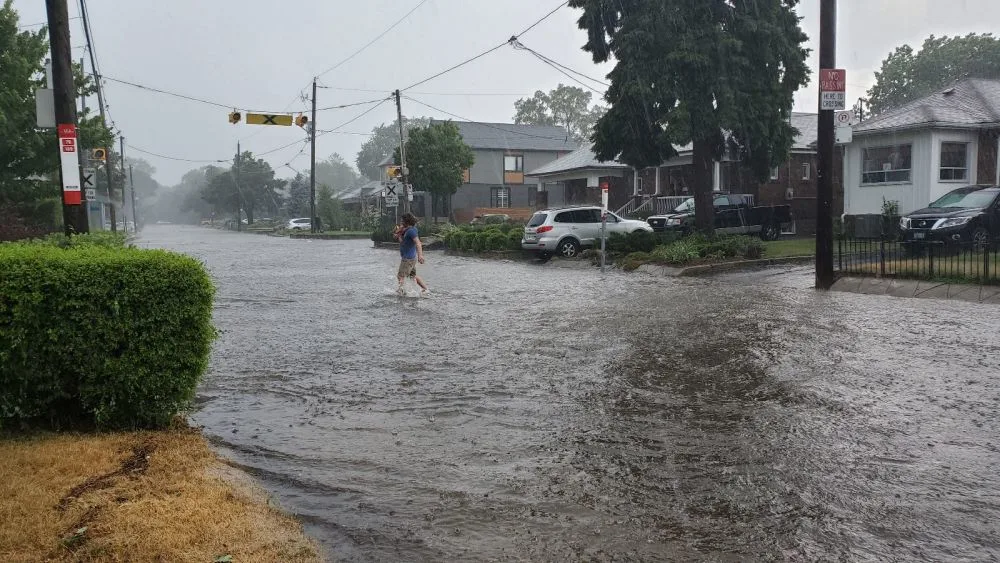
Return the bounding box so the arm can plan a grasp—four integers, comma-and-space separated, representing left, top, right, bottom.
81, 167, 96, 189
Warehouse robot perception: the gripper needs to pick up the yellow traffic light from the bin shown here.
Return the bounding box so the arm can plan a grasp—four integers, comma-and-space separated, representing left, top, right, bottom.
295, 114, 309, 128
228, 111, 242, 124
92, 148, 107, 161
387, 165, 401, 179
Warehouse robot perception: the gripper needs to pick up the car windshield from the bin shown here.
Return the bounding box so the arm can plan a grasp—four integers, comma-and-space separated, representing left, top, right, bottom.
527, 213, 547, 227
928, 189, 997, 209
673, 198, 695, 213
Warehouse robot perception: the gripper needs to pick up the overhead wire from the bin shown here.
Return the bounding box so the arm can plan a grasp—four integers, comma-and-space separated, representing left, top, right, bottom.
17, 16, 81, 29
510, 39, 610, 89
125, 143, 229, 164
315, 0, 430, 79
403, 95, 573, 141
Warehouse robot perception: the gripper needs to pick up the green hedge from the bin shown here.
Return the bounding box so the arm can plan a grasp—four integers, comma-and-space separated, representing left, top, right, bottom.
0, 243, 215, 429
444, 226, 522, 252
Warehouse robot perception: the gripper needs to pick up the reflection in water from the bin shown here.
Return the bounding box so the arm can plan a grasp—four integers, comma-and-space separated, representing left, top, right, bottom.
142, 226, 1000, 562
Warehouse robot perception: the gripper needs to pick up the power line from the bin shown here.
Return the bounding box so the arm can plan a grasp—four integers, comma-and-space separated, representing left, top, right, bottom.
18, 16, 81, 29
399, 0, 569, 92
521, 48, 606, 94
253, 97, 392, 157
126, 143, 229, 164
403, 95, 572, 141
320, 85, 534, 97
511, 39, 609, 89
315, 0, 430, 79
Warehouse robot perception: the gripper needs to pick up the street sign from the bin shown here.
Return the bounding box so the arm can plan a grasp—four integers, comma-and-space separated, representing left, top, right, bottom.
245, 113, 293, 126
406, 184, 413, 202
385, 194, 399, 206
601, 186, 609, 213
35, 88, 55, 128
835, 110, 854, 125
85, 188, 96, 202
836, 125, 853, 145
82, 168, 96, 189
820, 68, 847, 110
57, 124, 82, 205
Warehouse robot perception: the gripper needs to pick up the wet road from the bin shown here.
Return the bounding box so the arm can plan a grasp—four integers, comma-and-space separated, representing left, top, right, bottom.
141, 226, 1000, 562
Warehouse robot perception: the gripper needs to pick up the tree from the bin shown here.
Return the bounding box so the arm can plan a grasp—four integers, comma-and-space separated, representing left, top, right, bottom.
513, 84, 606, 143
569, 0, 809, 234
401, 122, 475, 219
356, 117, 430, 180
0, 1, 113, 204
315, 153, 359, 195
199, 152, 284, 224
867, 34, 1000, 115
285, 173, 310, 217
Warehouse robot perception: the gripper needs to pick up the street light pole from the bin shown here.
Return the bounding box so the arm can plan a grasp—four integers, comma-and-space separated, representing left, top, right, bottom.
815, 0, 837, 289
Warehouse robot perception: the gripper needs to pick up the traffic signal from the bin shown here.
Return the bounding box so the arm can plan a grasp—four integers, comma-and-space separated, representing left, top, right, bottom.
92, 148, 107, 161
295, 114, 308, 128
228, 111, 241, 124
386, 165, 402, 180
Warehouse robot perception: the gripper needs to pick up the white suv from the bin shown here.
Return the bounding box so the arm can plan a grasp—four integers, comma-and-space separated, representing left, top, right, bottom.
522, 206, 653, 258
287, 217, 312, 231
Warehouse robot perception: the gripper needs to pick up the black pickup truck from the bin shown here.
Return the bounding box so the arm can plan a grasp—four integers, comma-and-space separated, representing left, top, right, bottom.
646, 194, 792, 240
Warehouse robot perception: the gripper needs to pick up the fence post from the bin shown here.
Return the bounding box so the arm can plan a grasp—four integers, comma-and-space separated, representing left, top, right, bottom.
927, 244, 934, 279
880, 238, 886, 277
838, 233, 843, 273
984, 244, 990, 284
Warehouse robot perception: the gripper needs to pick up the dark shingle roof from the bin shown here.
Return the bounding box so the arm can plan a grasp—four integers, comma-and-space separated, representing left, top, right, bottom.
434, 120, 579, 152
855, 78, 1000, 134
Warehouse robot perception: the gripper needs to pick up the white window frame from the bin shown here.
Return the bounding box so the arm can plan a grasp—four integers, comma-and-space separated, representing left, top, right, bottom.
801, 162, 810, 180
503, 155, 523, 173
770, 166, 780, 181
491, 186, 511, 208
939, 142, 969, 182
861, 144, 913, 185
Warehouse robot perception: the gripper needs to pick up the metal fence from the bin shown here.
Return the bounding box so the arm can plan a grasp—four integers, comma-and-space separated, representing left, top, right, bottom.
837, 236, 1000, 285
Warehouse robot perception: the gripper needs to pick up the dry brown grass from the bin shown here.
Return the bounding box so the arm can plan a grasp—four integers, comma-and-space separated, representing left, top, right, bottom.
0, 425, 320, 562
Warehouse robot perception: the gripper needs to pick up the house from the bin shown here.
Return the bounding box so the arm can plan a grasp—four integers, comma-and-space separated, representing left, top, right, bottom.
844, 78, 1000, 217
440, 121, 578, 223
526, 113, 832, 233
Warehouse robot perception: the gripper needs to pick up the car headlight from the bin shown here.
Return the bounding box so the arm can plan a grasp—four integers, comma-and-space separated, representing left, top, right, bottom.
666, 218, 682, 226
899, 217, 910, 230
933, 216, 973, 229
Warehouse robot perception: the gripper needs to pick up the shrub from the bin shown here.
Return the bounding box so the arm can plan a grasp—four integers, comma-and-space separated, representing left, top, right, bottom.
471, 231, 489, 252
507, 230, 522, 250
606, 230, 679, 255
370, 226, 396, 243
486, 231, 509, 251
0, 244, 216, 429
26, 231, 127, 249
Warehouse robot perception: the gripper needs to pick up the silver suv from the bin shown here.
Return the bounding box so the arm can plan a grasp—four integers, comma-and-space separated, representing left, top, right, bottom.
522, 206, 653, 258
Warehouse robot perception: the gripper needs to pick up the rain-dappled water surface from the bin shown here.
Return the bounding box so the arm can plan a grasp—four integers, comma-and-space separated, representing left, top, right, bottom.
142, 226, 1000, 562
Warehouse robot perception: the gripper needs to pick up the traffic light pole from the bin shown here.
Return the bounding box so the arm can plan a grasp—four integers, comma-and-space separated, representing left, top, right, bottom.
129, 164, 138, 233
235, 141, 242, 232
815, 0, 836, 289
394, 89, 411, 215
119, 134, 127, 233
309, 78, 318, 233
45, 0, 87, 235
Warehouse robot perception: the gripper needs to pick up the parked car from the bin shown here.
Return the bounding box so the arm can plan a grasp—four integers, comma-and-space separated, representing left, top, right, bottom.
287, 217, 312, 231
470, 213, 510, 225
522, 206, 653, 258
646, 193, 791, 240
899, 185, 1000, 247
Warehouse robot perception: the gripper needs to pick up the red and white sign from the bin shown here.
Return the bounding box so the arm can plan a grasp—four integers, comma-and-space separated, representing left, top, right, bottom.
57, 124, 82, 205
820, 68, 847, 110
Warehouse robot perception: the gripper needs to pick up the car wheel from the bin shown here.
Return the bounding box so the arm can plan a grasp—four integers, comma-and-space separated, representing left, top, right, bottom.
557, 238, 581, 258
972, 226, 990, 249
761, 222, 780, 241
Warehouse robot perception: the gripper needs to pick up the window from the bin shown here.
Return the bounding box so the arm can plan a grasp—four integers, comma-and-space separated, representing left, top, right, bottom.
713, 195, 731, 209
491, 187, 511, 208
528, 213, 547, 227
940, 142, 969, 181
577, 209, 602, 223
503, 154, 524, 184
555, 211, 574, 223
462, 168, 471, 183
770, 166, 780, 181
801, 162, 811, 180
862, 144, 912, 184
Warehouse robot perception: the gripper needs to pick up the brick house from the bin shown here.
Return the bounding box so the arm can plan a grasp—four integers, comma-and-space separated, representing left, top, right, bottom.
843, 78, 1000, 216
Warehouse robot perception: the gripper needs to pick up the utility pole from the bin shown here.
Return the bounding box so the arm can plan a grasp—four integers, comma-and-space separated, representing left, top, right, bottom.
235, 142, 242, 232
128, 164, 138, 233
309, 78, 318, 233
78, 0, 115, 233
394, 89, 411, 214
815, 0, 837, 289
46, 0, 87, 235
119, 134, 128, 233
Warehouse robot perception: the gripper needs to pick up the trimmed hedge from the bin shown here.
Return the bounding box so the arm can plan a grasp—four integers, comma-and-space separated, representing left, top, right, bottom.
444, 225, 523, 252
0, 243, 215, 429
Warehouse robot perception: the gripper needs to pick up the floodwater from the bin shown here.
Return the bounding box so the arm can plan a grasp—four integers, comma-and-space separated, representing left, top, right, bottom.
141, 225, 1000, 562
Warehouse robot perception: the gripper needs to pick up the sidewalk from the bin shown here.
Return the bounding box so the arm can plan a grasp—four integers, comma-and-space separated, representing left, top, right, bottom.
832, 276, 1000, 304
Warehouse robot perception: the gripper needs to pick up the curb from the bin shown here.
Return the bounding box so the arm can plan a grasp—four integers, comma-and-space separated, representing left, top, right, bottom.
289, 233, 371, 240
677, 255, 815, 276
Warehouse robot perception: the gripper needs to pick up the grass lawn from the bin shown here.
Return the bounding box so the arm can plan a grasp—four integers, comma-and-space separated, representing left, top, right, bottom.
846, 254, 1000, 283
763, 238, 815, 258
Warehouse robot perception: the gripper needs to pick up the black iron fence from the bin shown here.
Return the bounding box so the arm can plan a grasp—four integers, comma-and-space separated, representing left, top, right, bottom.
837, 236, 1000, 285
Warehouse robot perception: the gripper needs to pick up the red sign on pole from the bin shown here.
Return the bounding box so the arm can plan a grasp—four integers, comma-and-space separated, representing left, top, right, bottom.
819, 68, 847, 110
57, 124, 82, 205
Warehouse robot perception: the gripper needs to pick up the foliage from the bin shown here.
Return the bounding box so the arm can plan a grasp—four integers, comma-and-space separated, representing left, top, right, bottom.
201, 151, 285, 224
25, 230, 127, 249
569, 0, 809, 234
621, 234, 764, 268
356, 117, 430, 180
513, 84, 607, 143
867, 34, 1000, 115
606, 230, 679, 255
402, 122, 475, 216
443, 225, 522, 252
285, 173, 311, 217
0, 242, 215, 429
316, 153, 359, 194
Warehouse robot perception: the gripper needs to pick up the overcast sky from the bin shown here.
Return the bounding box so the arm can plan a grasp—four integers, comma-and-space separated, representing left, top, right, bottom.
13, 0, 1000, 185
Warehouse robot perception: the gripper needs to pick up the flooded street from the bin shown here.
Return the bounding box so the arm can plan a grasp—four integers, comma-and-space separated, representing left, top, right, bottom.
142, 226, 1000, 562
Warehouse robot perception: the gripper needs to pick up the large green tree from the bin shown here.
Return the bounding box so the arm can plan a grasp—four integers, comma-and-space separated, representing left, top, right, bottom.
356, 117, 430, 180
513, 84, 606, 143
401, 122, 474, 219
201, 152, 284, 224
569, 0, 809, 234
0, 0, 113, 204
867, 33, 1000, 115
315, 152, 359, 194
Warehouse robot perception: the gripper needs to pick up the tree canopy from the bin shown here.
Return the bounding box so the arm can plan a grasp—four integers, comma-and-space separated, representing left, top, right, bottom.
315, 153, 359, 195
402, 122, 474, 217
867, 33, 1000, 115
569, 0, 809, 233
513, 84, 606, 143
356, 117, 430, 180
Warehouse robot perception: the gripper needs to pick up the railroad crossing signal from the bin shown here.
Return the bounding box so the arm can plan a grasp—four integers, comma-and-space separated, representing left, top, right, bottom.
245, 113, 293, 126
228, 111, 241, 124
91, 147, 107, 161
295, 114, 308, 128
81, 168, 96, 189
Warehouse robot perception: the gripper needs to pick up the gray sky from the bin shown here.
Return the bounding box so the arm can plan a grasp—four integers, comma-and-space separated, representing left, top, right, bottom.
13, 0, 1000, 185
